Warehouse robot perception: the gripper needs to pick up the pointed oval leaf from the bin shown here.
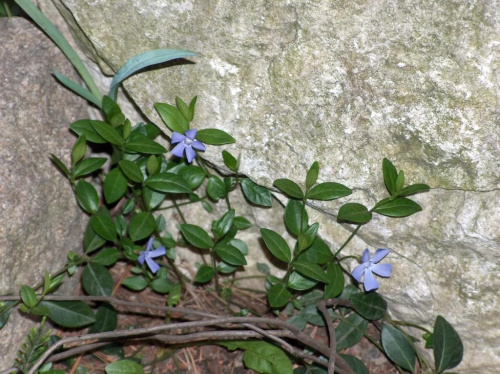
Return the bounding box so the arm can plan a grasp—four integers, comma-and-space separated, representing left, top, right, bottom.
268, 284, 292, 308
90, 209, 116, 242
293, 260, 329, 283
178, 165, 206, 189
70, 120, 107, 143
128, 212, 155, 242
93, 248, 121, 266
196, 128, 235, 145
84, 222, 106, 253
124, 132, 167, 154
74, 157, 107, 178
260, 228, 292, 263
215, 244, 247, 266
298, 236, 332, 265
434, 315, 463, 372
82, 263, 114, 296
119, 159, 144, 183
207, 175, 226, 200
324, 262, 344, 299
339, 354, 369, 374
241, 179, 272, 207
381, 324, 416, 372
180, 224, 213, 249
75, 180, 99, 214
307, 182, 352, 201
122, 276, 148, 291
194, 265, 215, 283
50, 153, 70, 177
297, 222, 319, 251
146, 172, 191, 194
373, 197, 422, 217
154, 102, 189, 133
105, 359, 144, 374
382, 158, 398, 195
90, 121, 123, 146
337, 203, 372, 224
306, 161, 319, 189
222, 150, 238, 171
273, 178, 304, 199
398, 183, 430, 197
40, 301, 95, 328
351, 292, 387, 320
20, 285, 37, 309
284, 199, 308, 235
213, 209, 235, 239
104, 167, 128, 204
287, 271, 318, 291
88, 304, 117, 333
336, 313, 368, 351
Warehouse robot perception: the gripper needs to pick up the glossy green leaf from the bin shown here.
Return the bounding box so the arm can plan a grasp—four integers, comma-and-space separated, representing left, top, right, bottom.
71, 134, 87, 166
124, 132, 167, 154
324, 262, 344, 299
90, 208, 116, 242
128, 212, 155, 242
82, 263, 114, 296
305, 161, 319, 189
102, 96, 122, 123
215, 245, 247, 266
150, 278, 173, 294
284, 199, 308, 236
268, 284, 292, 308
115, 214, 127, 237
146, 155, 160, 175
336, 313, 368, 351
337, 203, 372, 224
142, 186, 166, 210
175, 96, 191, 121
20, 285, 37, 309
146, 172, 191, 193
293, 260, 329, 283
241, 179, 272, 207
297, 236, 332, 265
84, 222, 106, 253
167, 283, 182, 307
88, 304, 117, 333
75, 180, 99, 214
50, 153, 70, 177
222, 150, 238, 171
382, 158, 398, 195
257, 263, 271, 275
196, 128, 235, 145
260, 228, 292, 263
381, 324, 416, 372
339, 354, 369, 374
434, 315, 463, 373
69, 120, 107, 143
119, 159, 144, 183
0, 303, 13, 329
207, 175, 226, 200
398, 183, 430, 197
105, 359, 144, 374
194, 265, 215, 283
155, 102, 189, 133
395, 170, 405, 193
233, 216, 252, 230
40, 301, 95, 328
373, 197, 422, 217
104, 167, 128, 204
307, 182, 352, 201
297, 222, 319, 251
213, 209, 235, 239
178, 165, 206, 189
73, 157, 107, 178
180, 224, 213, 249
287, 271, 318, 291
351, 292, 387, 320
273, 178, 304, 199
122, 276, 148, 291
90, 121, 123, 146
109, 49, 196, 101
93, 248, 121, 266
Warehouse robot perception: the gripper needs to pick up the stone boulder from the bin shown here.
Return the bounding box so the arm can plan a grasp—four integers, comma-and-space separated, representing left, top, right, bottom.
0, 17, 88, 368
46, 0, 500, 372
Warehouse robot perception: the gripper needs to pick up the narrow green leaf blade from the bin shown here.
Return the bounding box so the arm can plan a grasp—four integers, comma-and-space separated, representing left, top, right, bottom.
382, 158, 398, 195
305, 161, 319, 189
196, 128, 235, 145
324, 262, 344, 298
373, 197, 422, 217
103, 167, 128, 204
381, 324, 416, 372
398, 183, 431, 197
53, 71, 101, 107
307, 182, 352, 201
20, 285, 37, 309
284, 199, 308, 236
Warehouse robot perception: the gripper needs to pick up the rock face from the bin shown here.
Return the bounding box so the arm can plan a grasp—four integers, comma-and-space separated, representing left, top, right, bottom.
47, 0, 500, 372
0, 17, 88, 368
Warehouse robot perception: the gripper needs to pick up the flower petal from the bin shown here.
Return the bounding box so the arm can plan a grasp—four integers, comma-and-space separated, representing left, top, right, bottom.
146, 237, 154, 251
185, 146, 196, 163
360, 249, 371, 263
351, 264, 365, 282
171, 132, 186, 144
372, 248, 390, 263
191, 140, 206, 151
148, 246, 166, 258
171, 142, 186, 158
185, 129, 197, 139
371, 263, 392, 278
138, 251, 146, 265
363, 269, 379, 291
145, 257, 160, 273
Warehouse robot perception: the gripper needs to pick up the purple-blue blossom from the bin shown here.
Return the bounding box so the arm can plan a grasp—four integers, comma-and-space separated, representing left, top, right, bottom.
351, 248, 392, 292
138, 237, 166, 274
171, 129, 206, 163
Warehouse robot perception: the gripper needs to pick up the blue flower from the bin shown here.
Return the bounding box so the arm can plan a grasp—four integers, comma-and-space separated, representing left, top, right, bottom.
351, 248, 392, 292
171, 129, 206, 163
138, 237, 166, 274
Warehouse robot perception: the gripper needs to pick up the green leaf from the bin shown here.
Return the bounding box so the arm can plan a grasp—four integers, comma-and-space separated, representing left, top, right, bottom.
178, 165, 206, 189
20, 285, 37, 309
297, 236, 332, 265
74, 180, 99, 214
0, 303, 13, 329
188, 96, 198, 122
109, 49, 196, 101
220, 341, 293, 374
146, 155, 160, 175
268, 284, 291, 308
339, 354, 369, 374
53, 71, 102, 107
105, 359, 144, 374
287, 271, 318, 291
40, 301, 95, 328
154, 102, 189, 133
167, 283, 182, 307
180, 224, 213, 249
90, 121, 123, 146
373, 197, 422, 217
284, 199, 308, 236
88, 304, 117, 333
82, 263, 114, 296
434, 315, 463, 373
115, 214, 127, 237
196, 128, 235, 145
119, 160, 144, 183
142, 186, 166, 210
335, 313, 368, 351
124, 132, 167, 154
84, 222, 106, 253
146, 172, 191, 194
71, 135, 87, 166
382, 158, 398, 195
324, 262, 344, 299
381, 324, 416, 372
337, 203, 372, 224
175, 96, 192, 122
70, 120, 107, 143
257, 263, 271, 275
128, 212, 155, 242
351, 292, 387, 320
93, 248, 121, 266
122, 276, 148, 291
150, 278, 173, 294
293, 260, 329, 283
222, 150, 238, 171
90, 208, 117, 242
215, 245, 247, 266
307, 182, 352, 201
73, 157, 107, 178
398, 183, 430, 197
194, 265, 215, 283
305, 161, 319, 189
233, 216, 252, 230
50, 153, 70, 177
241, 179, 272, 207
104, 167, 128, 204
207, 175, 226, 200
273, 179, 304, 199
395, 170, 405, 193
213, 209, 235, 239
297, 222, 319, 251
260, 228, 292, 263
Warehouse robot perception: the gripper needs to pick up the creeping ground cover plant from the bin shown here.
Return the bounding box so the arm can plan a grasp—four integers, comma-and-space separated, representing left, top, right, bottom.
1, 2, 464, 374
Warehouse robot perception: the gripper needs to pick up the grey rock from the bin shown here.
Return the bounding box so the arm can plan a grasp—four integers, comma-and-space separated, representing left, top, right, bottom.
0, 17, 88, 368
46, 0, 500, 372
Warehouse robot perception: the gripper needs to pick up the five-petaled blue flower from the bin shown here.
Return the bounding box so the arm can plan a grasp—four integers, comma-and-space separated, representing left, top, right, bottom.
352, 248, 392, 292
138, 237, 166, 274
171, 129, 206, 163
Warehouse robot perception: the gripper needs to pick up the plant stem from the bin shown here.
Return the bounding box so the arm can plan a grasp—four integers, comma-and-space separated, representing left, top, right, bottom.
333, 224, 362, 258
